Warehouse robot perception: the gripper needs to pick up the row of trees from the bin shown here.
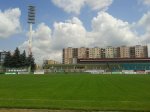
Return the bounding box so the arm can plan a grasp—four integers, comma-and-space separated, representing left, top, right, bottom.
3, 48, 36, 71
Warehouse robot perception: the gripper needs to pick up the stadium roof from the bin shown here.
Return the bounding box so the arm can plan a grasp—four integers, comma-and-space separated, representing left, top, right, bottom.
78, 58, 150, 63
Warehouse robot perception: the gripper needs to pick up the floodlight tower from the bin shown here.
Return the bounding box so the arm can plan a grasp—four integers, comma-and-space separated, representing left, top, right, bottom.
28, 5, 35, 56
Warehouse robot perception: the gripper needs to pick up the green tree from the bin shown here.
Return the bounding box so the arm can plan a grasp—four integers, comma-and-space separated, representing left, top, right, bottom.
20, 50, 27, 67
3, 48, 36, 71
12, 47, 21, 68
27, 53, 36, 71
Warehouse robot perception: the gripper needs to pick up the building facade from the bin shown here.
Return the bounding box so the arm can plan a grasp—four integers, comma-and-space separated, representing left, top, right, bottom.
0, 51, 8, 64
120, 46, 130, 58
0, 51, 8, 68
63, 47, 74, 64
77, 47, 87, 58
105, 46, 117, 58
135, 45, 148, 58
62, 45, 148, 64
88, 47, 101, 58
43, 60, 61, 65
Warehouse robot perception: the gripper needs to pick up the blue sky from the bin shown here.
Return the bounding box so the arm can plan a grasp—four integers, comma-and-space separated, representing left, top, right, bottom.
0, 0, 150, 63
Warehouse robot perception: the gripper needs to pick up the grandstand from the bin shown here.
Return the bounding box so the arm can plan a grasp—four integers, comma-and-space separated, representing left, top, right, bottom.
77, 58, 150, 71
43, 58, 150, 73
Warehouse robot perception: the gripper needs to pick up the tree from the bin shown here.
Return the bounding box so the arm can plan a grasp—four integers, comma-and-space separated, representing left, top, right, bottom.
3, 48, 36, 72
12, 47, 21, 68
27, 53, 36, 71
20, 50, 27, 67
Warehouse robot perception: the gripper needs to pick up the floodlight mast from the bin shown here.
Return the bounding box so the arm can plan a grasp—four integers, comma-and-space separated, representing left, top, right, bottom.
28, 5, 35, 56
27, 5, 35, 73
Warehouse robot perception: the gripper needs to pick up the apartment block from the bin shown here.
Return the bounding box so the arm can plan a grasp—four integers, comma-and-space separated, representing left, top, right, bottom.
44, 60, 61, 65
101, 48, 106, 58
63, 47, 74, 64
143, 46, 148, 58
135, 45, 148, 58
63, 47, 88, 64
77, 47, 87, 58
0, 51, 8, 65
88, 47, 101, 58
130, 47, 135, 58
62, 45, 148, 64
120, 46, 130, 58
105, 46, 117, 58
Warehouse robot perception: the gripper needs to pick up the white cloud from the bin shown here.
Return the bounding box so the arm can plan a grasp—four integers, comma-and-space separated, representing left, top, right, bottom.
20, 23, 55, 65
52, 17, 90, 49
141, 0, 150, 6
86, 0, 112, 11
136, 11, 150, 45
90, 12, 138, 47
133, 11, 150, 56
0, 8, 21, 38
52, 0, 113, 14
137, 11, 150, 31
52, 0, 85, 14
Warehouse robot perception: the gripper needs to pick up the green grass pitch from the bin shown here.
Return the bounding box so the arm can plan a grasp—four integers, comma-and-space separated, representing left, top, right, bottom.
0, 73, 150, 111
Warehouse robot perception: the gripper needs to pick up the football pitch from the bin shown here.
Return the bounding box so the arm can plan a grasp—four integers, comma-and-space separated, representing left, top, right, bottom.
0, 73, 150, 111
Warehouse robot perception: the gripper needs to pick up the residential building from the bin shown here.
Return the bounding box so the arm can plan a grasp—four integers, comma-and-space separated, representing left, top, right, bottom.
0, 51, 8, 70
130, 46, 135, 58
144, 46, 148, 58
77, 47, 87, 58
101, 48, 106, 58
63, 47, 73, 64
62, 45, 148, 64
88, 47, 101, 58
135, 45, 148, 58
63, 47, 88, 64
120, 46, 130, 58
105, 46, 117, 58
116, 47, 120, 58
0, 51, 8, 65
44, 60, 61, 65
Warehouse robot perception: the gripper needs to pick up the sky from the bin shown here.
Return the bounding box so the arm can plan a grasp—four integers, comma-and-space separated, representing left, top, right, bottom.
0, 0, 150, 64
